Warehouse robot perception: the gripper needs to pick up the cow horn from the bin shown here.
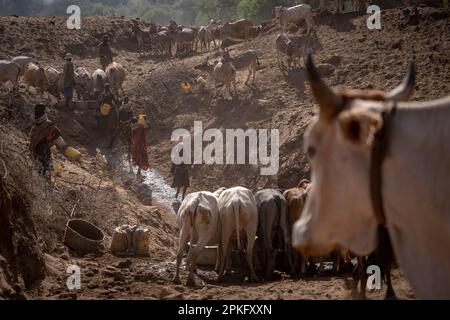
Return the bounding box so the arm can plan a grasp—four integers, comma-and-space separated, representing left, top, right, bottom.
306, 54, 343, 119
385, 62, 415, 102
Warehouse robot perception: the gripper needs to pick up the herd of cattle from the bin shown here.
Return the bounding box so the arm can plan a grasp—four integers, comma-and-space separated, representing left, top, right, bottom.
176, 53, 450, 299
131, 1, 374, 57
0, 55, 126, 103
174, 182, 396, 299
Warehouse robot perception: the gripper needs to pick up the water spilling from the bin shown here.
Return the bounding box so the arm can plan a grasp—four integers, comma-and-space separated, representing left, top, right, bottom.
140, 168, 177, 211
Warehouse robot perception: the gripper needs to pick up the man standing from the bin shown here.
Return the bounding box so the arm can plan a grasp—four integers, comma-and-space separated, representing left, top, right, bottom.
63, 53, 75, 110
98, 35, 113, 71
171, 149, 190, 201
132, 20, 144, 55
99, 82, 118, 147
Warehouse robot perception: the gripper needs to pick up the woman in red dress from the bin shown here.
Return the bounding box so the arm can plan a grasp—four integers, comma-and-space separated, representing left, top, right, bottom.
131, 117, 149, 176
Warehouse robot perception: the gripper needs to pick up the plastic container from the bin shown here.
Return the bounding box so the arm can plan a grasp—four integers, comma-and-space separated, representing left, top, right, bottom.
100, 103, 111, 115
181, 82, 191, 94
138, 114, 147, 125
65, 146, 82, 160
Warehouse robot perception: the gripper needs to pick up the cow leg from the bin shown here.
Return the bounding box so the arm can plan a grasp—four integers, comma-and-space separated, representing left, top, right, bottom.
174, 223, 190, 284
245, 222, 259, 282
384, 264, 397, 300
218, 218, 233, 280
232, 80, 237, 97
252, 64, 256, 84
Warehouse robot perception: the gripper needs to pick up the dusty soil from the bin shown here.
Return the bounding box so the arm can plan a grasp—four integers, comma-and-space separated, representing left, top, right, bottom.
1, 5, 449, 300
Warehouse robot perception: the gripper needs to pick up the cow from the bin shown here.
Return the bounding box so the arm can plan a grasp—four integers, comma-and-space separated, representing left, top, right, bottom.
92, 69, 106, 100
197, 26, 216, 52
0, 60, 21, 96
213, 53, 237, 98
293, 54, 450, 299
23, 63, 48, 95
105, 62, 126, 98
275, 34, 296, 70
74, 67, 93, 100
169, 27, 196, 56
45, 66, 63, 99
217, 186, 259, 282
274, 4, 314, 34
255, 189, 295, 279
221, 49, 259, 85
283, 179, 311, 275
11, 55, 39, 78
223, 18, 254, 41
173, 190, 220, 286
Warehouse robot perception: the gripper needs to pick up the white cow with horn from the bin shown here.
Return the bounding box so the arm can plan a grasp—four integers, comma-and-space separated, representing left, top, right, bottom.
293, 54, 450, 299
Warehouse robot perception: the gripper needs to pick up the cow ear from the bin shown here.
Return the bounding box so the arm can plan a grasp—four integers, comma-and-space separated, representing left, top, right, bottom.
338, 110, 382, 146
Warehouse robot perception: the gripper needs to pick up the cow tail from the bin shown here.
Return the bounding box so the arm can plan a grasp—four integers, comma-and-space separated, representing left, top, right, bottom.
189, 196, 200, 229
256, 54, 260, 68
232, 200, 241, 250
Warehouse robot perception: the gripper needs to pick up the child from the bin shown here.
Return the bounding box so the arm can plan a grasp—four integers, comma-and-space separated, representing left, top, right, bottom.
171, 149, 190, 200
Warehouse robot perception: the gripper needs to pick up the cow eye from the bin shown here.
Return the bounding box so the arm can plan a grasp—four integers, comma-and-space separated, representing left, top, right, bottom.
307, 146, 316, 159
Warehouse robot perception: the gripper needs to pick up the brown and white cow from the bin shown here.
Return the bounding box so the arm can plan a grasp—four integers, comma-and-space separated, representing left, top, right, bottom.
174, 190, 220, 286
23, 63, 48, 95
283, 179, 310, 275
293, 54, 450, 299
217, 186, 259, 282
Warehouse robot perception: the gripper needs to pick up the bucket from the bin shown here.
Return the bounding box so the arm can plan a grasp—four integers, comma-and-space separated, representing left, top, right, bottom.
181, 82, 191, 94
54, 136, 67, 150
65, 146, 82, 160
138, 114, 147, 125
64, 219, 105, 253
100, 103, 111, 116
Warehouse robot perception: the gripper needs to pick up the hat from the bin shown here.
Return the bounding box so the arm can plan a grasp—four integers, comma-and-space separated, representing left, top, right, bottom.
64, 52, 72, 60
104, 82, 110, 89
34, 103, 46, 119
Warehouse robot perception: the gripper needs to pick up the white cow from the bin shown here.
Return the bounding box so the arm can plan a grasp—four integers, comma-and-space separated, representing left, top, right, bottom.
274, 4, 314, 34
217, 186, 259, 282
293, 55, 450, 299
11, 56, 39, 77
174, 190, 220, 286
0, 60, 21, 94
92, 68, 107, 99
105, 62, 126, 98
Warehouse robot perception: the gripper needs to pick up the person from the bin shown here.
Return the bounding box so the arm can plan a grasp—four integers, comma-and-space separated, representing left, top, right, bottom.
171, 150, 190, 200
131, 117, 149, 177
132, 20, 144, 54
98, 35, 113, 71
118, 96, 134, 170
29, 103, 68, 178
63, 52, 75, 110
99, 82, 118, 147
